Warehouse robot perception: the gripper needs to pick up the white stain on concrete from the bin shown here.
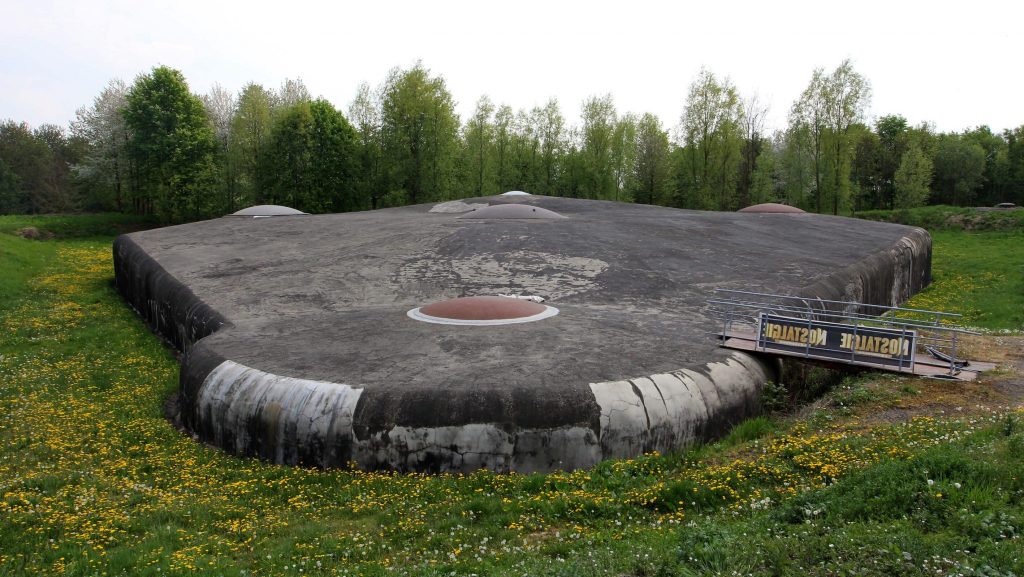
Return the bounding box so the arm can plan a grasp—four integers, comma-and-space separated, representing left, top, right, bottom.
590, 351, 770, 458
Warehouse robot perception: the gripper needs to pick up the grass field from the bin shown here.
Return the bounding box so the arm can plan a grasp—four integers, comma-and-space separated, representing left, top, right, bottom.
1, 212, 1022, 576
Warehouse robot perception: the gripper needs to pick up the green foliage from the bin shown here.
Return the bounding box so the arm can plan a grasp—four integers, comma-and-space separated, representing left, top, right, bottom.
379, 62, 460, 204
70, 79, 131, 212
460, 95, 497, 196
579, 94, 619, 200
5, 64, 1024, 220
0, 213, 156, 239
631, 112, 673, 205
857, 204, 1024, 232
0, 120, 80, 214
721, 416, 779, 446
932, 135, 987, 206
894, 142, 933, 209
260, 99, 359, 213
760, 380, 789, 413
788, 60, 870, 214
229, 82, 274, 208
124, 66, 217, 221
677, 68, 743, 210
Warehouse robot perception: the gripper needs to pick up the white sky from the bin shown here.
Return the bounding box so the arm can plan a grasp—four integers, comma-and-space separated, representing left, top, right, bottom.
3, 0, 1021, 136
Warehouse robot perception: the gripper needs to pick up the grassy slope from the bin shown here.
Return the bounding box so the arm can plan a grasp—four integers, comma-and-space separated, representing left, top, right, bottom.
0, 213, 1021, 577
858, 206, 1024, 331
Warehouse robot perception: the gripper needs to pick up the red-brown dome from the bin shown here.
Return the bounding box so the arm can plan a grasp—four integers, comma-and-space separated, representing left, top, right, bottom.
408, 296, 559, 325
420, 296, 545, 320
738, 203, 805, 213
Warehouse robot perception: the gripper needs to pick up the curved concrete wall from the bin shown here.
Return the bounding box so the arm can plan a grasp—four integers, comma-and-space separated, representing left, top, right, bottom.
113, 222, 931, 473
799, 227, 931, 314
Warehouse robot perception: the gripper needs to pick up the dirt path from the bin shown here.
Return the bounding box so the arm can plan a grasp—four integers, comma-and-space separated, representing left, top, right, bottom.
855, 335, 1023, 426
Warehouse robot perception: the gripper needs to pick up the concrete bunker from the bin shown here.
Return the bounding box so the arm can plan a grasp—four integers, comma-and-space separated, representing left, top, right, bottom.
114, 195, 931, 473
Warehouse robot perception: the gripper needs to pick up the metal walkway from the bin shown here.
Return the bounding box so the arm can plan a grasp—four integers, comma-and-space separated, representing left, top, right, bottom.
708, 289, 995, 381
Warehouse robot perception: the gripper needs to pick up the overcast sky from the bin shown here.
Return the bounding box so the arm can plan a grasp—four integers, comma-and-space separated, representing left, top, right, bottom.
3, 0, 1021, 136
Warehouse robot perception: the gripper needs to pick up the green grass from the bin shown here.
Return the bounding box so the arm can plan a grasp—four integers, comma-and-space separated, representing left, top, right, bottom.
857, 204, 1024, 232
895, 231, 1024, 331
0, 213, 158, 239
853, 205, 1023, 330
1, 214, 1022, 576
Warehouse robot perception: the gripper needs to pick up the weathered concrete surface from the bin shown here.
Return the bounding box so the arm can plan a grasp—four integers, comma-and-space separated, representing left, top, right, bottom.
113, 196, 931, 472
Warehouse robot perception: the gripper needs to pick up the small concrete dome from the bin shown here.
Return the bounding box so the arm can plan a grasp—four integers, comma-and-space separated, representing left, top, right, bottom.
738, 203, 805, 213
230, 205, 307, 217
407, 296, 559, 326
459, 204, 566, 219
501, 190, 531, 196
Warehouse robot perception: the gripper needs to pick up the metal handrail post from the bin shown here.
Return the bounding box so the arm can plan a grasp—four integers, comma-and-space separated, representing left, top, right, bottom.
851, 320, 860, 365
899, 324, 906, 373
949, 331, 958, 376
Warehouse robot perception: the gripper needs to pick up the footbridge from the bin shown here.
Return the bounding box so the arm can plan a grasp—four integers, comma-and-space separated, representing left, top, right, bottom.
709, 289, 994, 381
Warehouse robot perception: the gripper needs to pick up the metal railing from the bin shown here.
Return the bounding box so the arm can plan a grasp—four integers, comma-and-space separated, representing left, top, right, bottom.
707, 289, 980, 377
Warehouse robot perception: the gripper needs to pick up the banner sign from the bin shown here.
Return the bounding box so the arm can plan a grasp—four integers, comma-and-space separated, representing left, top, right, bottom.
757, 313, 916, 369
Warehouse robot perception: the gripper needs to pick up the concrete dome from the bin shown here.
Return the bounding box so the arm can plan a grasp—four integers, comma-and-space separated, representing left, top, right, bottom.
501, 191, 531, 196
230, 205, 307, 217
738, 203, 805, 213
459, 204, 566, 219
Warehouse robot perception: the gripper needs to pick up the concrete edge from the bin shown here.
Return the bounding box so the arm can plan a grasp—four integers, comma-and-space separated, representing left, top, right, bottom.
798, 226, 932, 311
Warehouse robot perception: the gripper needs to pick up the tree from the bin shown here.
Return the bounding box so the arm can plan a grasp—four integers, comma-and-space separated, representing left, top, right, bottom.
850, 126, 881, 211
349, 82, 384, 209
738, 93, 769, 208
203, 83, 239, 212
579, 95, 618, 199
492, 104, 513, 191
0, 121, 83, 214
378, 63, 460, 204
631, 112, 672, 205
462, 95, 496, 196
611, 112, 637, 201
789, 68, 828, 212
676, 68, 744, 210
31, 124, 80, 212
275, 78, 311, 112
932, 135, 986, 205
822, 59, 871, 214
963, 126, 1007, 206
509, 107, 543, 193
71, 78, 131, 211
1001, 126, 1024, 205
789, 60, 870, 214
124, 66, 217, 220
894, 142, 932, 209
750, 139, 781, 205
230, 83, 273, 206
261, 99, 358, 213
874, 114, 908, 208
537, 99, 565, 195
0, 157, 20, 213
779, 124, 815, 209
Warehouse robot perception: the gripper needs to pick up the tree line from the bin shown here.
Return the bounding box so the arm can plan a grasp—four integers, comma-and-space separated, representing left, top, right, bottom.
2, 60, 1022, 222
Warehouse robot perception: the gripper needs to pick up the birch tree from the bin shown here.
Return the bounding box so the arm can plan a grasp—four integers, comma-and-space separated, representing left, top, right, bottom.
71, 79, 131, 211
677, 68, 743, 210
